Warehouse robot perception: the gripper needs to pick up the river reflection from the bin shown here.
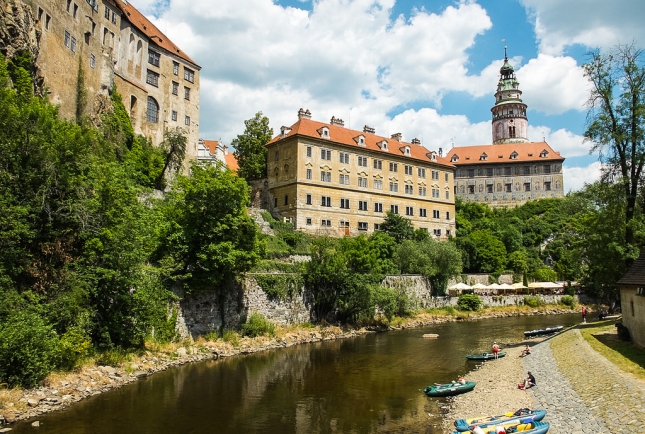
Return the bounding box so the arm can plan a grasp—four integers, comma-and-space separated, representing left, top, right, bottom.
11, 313, 581, 434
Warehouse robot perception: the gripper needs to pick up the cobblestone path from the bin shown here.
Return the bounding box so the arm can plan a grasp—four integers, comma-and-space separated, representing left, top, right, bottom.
524, 328, 645, 434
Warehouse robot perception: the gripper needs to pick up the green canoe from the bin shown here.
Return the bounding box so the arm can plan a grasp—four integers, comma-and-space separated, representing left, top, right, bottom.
423, 381, 476, 397
465, 352, 506, 360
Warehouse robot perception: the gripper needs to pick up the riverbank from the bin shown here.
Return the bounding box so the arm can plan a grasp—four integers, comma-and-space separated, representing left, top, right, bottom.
0, 305, 578, 428
442, 320, 645, 434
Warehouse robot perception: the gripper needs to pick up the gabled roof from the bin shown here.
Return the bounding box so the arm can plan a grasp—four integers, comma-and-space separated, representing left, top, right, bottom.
225, 150, 238, 172
115, 0, 199, 68
201, 139, 219, 154
446, 142, 564, 165
268, 117, 454, 168
617, 251, 645, 286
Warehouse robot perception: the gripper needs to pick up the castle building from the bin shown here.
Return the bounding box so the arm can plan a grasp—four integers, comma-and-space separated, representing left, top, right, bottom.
446, 52, 565, 207
198, 139, 238, 172
28, 0, 201, 160
266, 109, 456, 238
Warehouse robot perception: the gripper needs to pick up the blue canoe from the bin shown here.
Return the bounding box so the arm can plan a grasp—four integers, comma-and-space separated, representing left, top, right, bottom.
454, 421, 549, 434
454, 409, 547, 432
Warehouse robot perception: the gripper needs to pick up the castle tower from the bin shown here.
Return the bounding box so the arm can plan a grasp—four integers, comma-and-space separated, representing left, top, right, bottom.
491, 49, 529, 144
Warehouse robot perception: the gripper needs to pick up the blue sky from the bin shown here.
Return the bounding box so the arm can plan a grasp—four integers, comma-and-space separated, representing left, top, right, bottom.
130, 0, 645, 192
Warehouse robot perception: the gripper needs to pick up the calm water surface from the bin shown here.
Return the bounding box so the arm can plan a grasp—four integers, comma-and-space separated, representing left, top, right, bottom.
12, 313, 581, 433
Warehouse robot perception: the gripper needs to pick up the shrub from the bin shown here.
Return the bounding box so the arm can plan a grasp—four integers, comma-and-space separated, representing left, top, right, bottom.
524, 296, 543, 308
254, 273, 304, 301
457, 294, 482, 311
241, 312, 276, 338
560, 295, 576, 308
58, 327, 92, 370
95, 347, 129, 367
0, 311, 60, 388
222, 329, 240, 346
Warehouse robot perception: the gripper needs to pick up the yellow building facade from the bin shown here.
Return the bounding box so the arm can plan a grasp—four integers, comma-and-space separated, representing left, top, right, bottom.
266, 110, 456, 238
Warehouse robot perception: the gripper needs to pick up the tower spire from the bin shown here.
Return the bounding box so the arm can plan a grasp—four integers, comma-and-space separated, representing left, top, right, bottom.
491, 51, 529, 145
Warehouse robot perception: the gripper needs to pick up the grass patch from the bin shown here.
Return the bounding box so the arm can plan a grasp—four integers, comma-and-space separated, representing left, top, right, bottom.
578, 322, 645, 380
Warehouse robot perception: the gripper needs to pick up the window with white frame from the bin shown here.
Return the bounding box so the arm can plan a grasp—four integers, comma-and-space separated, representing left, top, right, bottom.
374, 223, 380, 230
404, 165, 413, 175
358, 222, 368, 231
389, 182, 398, 192
306, 194, 312, 205
64, 31, 71, 48
418, 186, 427, 196
445, 173, 449, 182
374, 202, 383, 212
321, 219, 331, 227
358, 177, 368, 188
70, 36, 76, 52
389, 162, 398, 172
148, 50, 160, 66
173, 62, 179, 75
321, 171, 331, 182
184, 67, 194, 83
340, 198, 350, 209
90, 54, 95, 69
446, 191, 450, 200
390, 205, 399, 214
172, 81, 178, 95
432, 210, 440, 218
358, 200, 368, 211
321, 196, 331, 207
373, 159, 382, 170
111, 10, 117, 24
404, 185, 413, 195
419, 208, 427, 217
306, 218, 312, 225
446, 211, 450, 220
146, 97, 159, 123
405, 206, 414, 216
306, 169, 312, 180
358, 156, 368, 167
171, 110, 177, 121
321, 149, 331, 160
418, 168, 426, 178
184, 116, 190, 126
184, 87, 190, 100
146, 70, 159, 87
306, 146, 312, 157
374, 180, 383, 190
339, 220, 350, 228
339, 174, 350, 185
339, 152, 349, 164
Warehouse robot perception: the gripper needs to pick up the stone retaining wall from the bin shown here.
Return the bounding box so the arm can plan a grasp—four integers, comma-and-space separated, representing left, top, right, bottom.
174, 274, 588, 338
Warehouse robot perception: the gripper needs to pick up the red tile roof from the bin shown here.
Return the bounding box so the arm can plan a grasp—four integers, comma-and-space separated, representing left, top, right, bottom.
446, 142, 565, 165
268, 117, 454, 168
225, 150, 239, 172
115, 0, 199, 68
201, 139, 219, 155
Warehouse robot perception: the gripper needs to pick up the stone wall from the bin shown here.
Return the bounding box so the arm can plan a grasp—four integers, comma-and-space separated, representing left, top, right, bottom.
174, 274, 587, 339
449, 273, 515, 286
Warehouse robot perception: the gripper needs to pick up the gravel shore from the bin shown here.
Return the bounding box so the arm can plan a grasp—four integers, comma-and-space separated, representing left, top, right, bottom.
441, 344, 535, 433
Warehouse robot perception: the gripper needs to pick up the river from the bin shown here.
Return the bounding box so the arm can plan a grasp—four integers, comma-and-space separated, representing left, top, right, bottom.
11, 313, 582, 433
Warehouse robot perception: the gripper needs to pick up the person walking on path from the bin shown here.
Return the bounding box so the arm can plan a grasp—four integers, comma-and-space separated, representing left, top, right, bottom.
582, 306, 587, 323
492, 341, 500, 359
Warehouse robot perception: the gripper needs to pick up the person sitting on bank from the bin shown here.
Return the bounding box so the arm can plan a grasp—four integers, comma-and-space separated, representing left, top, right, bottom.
520, 345, 531, 357
519, 372, 536, 389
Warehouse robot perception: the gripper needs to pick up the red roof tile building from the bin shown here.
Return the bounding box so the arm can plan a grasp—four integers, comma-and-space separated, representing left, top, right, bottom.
197, 139, 238, 172
446, 52, 565, 207
265, 109, 456, 237
29, 0, 201, 164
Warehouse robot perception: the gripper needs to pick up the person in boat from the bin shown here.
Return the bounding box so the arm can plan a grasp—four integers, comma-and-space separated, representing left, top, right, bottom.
520, 345, 531, 357
492, 341, 500, 359
458, 376, 466, 384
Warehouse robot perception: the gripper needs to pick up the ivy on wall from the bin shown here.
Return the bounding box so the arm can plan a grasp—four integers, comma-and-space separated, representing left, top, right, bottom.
253, 273, 304, 301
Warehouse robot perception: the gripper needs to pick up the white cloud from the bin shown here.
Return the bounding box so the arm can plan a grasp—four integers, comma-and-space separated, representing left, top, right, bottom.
520, 0, 645, 56
528, 126, 588, 158
563, 161, 601, 193
518, 54, 588, 115
132, 0, 496, 141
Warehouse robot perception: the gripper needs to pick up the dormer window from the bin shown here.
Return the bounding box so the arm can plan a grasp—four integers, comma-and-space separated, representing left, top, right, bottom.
510, 151, 518, 160
540, 150, 549, 158
451, 154, 459, 163
379, 140, 389, 151
319, 126, 330, 138
404, 146, 410, 156
354, 135, 366, 146
480, 152, 488, 161
430, 152, 437, 161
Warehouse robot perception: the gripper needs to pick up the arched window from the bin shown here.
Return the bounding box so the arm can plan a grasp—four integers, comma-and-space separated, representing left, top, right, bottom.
146, 96, 159, 123
136, 40, 143, 65
130, 95, 137, 117
129, 34, 135, 59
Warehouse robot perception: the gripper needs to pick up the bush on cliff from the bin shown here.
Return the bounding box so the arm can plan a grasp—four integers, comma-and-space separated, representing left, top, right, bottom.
241, 312, 276, 338
456, 294, 482, 311
560, 295, 576, 308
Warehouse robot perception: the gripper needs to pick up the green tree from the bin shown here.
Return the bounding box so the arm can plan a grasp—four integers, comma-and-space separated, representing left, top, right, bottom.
232, 111, 273, 180
469, 229, 507, 273
379, 211, 415, 242
583, 44, 645, 245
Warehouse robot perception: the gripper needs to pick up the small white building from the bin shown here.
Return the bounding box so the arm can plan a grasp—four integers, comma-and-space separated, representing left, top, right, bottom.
197, 139, 238, 171
617, 252, 645, 347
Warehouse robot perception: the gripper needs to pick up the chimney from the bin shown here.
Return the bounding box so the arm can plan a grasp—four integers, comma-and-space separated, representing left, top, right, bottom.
280, 126, 292, 138
330, 116, 345, 127
411, 138, 421, 145
391, 133, 402, 142
363, 125, 375, 134
297, 108, 312, 120
438, 147, 443, 157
